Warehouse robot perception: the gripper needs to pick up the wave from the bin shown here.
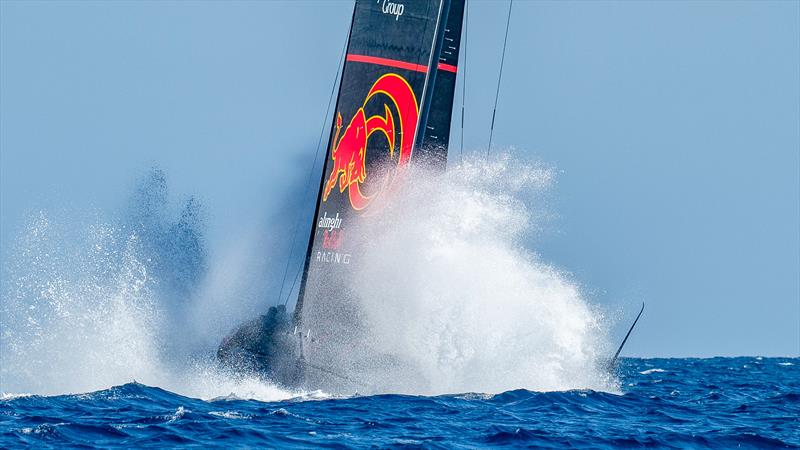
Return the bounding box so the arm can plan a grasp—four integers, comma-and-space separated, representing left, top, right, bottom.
3, 358, 797, 448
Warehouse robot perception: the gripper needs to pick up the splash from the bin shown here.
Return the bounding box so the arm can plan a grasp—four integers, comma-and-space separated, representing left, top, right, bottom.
307, 154, 616, 394
1, 157, 616, 399
0, 170, 298, 401
0, 212, 163, 395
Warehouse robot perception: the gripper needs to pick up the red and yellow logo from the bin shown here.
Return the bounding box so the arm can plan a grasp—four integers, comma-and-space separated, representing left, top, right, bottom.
322, 73, 418, 211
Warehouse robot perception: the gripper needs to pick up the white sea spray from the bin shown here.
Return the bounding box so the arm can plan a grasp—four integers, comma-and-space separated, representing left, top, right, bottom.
1, 157, 617, 399
337, 154, 616, 394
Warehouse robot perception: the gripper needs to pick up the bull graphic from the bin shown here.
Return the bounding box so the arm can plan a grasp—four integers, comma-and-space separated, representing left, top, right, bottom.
322, 73, 419, 211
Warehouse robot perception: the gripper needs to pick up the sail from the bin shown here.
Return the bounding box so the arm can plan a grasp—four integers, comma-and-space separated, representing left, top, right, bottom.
294, 0, 465, 328
283, 1, 463, 390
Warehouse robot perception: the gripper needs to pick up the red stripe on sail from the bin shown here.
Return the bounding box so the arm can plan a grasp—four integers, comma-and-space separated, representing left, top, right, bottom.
437, 63, 457, 73
346, 54, 428, 73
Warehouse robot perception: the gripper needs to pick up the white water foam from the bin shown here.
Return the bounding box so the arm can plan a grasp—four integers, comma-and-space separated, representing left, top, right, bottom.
209, 410, 251, 420
1, 156, 617, 399
0, 195, 300, 402
640, 368, 667, 375
0, 213, 163, 396
327, 154, 616, 394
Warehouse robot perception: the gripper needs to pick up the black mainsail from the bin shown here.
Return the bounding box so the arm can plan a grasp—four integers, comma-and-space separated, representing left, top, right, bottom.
219, 0, 466, 391
296, 0, 465, 320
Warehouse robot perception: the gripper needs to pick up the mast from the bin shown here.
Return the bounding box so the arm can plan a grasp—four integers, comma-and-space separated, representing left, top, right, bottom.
293, 0, 466, 325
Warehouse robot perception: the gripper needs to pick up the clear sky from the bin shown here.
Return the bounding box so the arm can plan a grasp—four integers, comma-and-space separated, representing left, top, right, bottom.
1, 1, 798, 357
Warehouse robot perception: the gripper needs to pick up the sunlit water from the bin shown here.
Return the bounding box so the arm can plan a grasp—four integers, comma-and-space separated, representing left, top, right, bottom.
1, 358, 797, 447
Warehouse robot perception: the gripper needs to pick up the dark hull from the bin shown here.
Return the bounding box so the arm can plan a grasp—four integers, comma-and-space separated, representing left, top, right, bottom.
217, 306, 305, 389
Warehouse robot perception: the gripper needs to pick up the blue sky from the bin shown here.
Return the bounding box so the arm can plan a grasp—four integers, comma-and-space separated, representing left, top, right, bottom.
1, 1, 798, 357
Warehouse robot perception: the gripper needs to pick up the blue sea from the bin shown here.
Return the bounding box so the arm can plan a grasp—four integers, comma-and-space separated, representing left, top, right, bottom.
1, 357, 797, 448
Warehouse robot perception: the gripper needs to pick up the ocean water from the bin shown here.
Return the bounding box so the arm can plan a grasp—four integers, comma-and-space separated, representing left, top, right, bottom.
1, 357, 797, 448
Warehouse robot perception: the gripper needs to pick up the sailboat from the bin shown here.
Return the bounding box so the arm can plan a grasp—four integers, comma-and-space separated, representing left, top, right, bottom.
217, 0, 642, 392
218, 0, 468, 391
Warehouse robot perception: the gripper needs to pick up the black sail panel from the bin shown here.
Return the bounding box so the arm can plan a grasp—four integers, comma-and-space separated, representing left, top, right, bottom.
292, 0, 465, 391
295, 0, 447, 322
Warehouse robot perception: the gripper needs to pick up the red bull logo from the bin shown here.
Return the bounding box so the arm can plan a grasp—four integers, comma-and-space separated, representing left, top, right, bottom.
322, 73, 419, 211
